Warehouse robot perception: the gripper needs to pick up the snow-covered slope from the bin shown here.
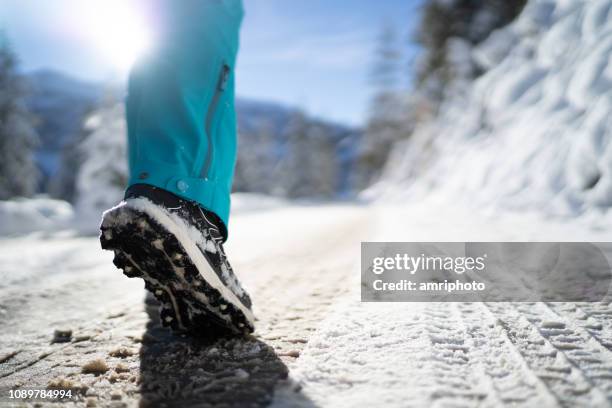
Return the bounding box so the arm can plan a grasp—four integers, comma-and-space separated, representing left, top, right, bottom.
379, 0, 612, 217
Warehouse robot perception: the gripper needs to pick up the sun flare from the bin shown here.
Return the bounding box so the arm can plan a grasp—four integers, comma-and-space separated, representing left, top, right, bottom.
79, 0, 152, 72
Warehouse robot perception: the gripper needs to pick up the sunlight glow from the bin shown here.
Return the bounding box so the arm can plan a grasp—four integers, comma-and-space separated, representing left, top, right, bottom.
79, 0, 152, 73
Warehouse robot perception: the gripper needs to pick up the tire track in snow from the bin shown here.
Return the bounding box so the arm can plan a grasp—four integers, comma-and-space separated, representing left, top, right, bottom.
276, 301, 564, 407
455, 302, 558, 406
538, 302, 612, 398
421, 303, 492, 405
484, 302, 609, 407
553, 302, 612, 352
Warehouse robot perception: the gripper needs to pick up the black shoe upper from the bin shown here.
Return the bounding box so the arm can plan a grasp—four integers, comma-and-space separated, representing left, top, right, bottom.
125, 183, 228, 241
125, 183, 252, 309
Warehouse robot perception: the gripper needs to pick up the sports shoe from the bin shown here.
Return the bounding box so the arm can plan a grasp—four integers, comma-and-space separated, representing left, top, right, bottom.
99, 184, 254, 335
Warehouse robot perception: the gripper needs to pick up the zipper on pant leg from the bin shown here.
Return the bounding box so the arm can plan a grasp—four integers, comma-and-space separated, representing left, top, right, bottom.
201, 63, 231, 179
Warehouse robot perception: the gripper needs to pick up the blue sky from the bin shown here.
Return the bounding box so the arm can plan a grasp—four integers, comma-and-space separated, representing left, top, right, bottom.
0, 0, 421, 126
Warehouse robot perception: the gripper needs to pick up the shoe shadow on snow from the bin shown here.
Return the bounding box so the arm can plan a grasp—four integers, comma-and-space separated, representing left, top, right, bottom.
138, 294, 315, 407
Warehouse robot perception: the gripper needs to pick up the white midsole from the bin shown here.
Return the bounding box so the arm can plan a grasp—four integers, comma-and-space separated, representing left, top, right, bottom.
103, 198, 255, 326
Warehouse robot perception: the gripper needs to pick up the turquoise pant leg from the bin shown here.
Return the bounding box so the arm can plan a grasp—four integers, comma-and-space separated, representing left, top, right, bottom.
126, 0, 243, 235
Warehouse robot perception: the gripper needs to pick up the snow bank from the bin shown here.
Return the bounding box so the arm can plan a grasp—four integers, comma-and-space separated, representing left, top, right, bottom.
378, 0, 612, 217
0, 197, 74, 236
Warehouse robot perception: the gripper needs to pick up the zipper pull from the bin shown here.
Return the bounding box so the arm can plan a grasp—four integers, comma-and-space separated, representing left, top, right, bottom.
218, 64, 230, 91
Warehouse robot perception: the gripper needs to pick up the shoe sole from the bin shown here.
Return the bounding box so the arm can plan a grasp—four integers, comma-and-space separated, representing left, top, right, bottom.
99, 199, 255, 335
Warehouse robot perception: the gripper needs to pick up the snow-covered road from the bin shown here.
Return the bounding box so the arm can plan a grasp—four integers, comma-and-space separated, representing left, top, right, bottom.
1, 202, 612, 407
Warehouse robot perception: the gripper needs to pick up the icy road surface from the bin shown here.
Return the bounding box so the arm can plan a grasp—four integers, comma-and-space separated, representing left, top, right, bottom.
1, 202, 612, 407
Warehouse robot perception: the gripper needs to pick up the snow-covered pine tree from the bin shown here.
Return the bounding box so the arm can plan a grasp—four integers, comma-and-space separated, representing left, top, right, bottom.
274, 110, 339, 199
276, 111, 312, 198
233, 119, 275, 194
307, 123, 337, 198
415, 0, 527, 111
74, 101, 127, 219
357, 21, 411, 190
0, 35, 39, 199
48, 104, 96, 203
